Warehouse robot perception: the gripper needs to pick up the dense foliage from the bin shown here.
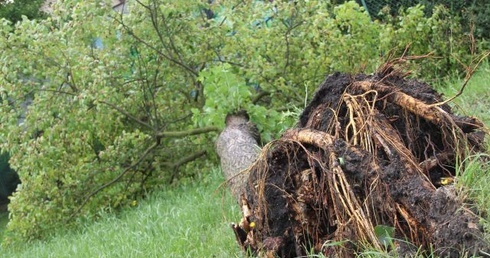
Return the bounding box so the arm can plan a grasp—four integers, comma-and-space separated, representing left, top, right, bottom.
0, 0, 480, 245
0, 0, 45, 22
348, 0, 490, 41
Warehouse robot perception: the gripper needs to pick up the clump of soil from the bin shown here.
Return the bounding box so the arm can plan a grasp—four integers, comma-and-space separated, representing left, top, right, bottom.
232, 65, 488, 257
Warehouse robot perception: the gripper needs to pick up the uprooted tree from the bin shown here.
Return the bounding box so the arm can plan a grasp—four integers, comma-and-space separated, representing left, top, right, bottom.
225, 63, 489, 257
0, 0, 484, 246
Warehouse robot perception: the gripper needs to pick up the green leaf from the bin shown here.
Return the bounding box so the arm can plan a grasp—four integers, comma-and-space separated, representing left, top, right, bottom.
374, 224, 395, 247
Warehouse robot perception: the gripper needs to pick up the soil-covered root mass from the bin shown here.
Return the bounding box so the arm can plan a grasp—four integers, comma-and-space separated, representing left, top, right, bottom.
234, 69, 488, 257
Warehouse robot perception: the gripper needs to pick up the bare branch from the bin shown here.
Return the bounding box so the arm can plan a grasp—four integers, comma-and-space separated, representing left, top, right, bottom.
112, 4, 199, 77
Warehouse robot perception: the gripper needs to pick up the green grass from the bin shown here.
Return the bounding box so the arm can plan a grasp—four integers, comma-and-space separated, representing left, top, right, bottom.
437, 62, 490, 217
438, 61, 490, 126
457, 154, 490, 215
0, 168, 242, 258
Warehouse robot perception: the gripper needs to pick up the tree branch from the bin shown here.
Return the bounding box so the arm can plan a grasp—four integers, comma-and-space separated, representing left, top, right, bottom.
164, 150, 207, 169
166, 150, 208, 183
68, 141, 159, 221
112, 5, 198, 77
97, 99, 153, 130
251, 90, 270, 104
156, 126, 220, 138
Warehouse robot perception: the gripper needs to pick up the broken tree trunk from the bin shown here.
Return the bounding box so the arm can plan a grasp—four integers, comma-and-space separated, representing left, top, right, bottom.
216, 111, 261, 203
232, 69, 489, 257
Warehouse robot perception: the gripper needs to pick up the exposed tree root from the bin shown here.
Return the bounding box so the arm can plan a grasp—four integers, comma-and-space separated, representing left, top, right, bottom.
231, 68, 489, 257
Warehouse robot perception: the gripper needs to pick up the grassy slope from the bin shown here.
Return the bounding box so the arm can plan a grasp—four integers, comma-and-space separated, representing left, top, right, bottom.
0, 63, 488, 257
0, 168, 242, 258
440, 62, 490, 221
440, 63, 490, 126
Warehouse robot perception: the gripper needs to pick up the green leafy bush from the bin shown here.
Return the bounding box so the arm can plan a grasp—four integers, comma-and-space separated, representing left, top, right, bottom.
354, 0, 490, 40
0, 0, 46, 23
0, 0, 218, 245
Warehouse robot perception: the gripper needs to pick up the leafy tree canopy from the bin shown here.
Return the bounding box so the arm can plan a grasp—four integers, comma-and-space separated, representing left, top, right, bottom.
0, 0, 46, 23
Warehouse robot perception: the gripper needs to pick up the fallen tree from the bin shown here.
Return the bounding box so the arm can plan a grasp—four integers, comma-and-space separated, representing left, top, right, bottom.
229, 65, 489, 257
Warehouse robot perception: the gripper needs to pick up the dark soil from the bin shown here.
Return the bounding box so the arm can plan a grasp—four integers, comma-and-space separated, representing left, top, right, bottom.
235, 68, 489, 257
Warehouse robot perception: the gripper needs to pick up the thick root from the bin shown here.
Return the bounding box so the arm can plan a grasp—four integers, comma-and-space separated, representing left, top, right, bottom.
231, 69, 488, 257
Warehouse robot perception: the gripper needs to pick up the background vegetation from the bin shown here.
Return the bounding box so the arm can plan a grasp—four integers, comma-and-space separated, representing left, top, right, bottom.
0, 0, 45, 22
343, 0, 490, 41
0, 0, 487, 253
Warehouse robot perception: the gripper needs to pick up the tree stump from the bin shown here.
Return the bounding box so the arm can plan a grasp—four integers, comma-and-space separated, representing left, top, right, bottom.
216, 110, 261, 203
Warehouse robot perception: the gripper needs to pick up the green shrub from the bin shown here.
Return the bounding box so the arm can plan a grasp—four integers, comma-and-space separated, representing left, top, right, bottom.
0, 0, 46, 23
356, 0, 489, 42
0, 0, 216, 245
